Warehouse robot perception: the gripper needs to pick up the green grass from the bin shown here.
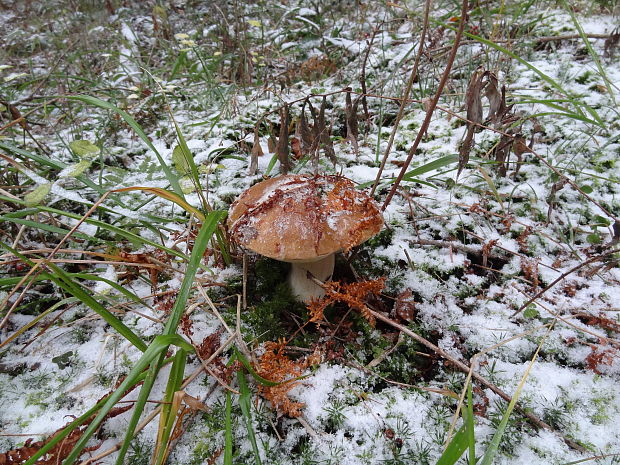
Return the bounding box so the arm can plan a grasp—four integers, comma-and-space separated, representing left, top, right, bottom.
2, 0, 620, 464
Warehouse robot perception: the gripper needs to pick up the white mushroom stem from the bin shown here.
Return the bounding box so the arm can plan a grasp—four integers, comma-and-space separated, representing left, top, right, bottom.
288, 254, 335, 302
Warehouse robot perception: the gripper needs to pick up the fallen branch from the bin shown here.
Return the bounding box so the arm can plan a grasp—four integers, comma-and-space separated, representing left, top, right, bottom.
511, 249, 620, 318
368, 308, 587, 453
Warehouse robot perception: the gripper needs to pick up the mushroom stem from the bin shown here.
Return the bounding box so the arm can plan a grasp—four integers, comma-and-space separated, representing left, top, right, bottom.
288, 254, 335, 302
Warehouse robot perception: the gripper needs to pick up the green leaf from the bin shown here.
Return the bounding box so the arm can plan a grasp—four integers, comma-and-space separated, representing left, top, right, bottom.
436, 424, 469, 465
401, 155, 459, 182
265, 153, 278, 176
592, 215, 611, 227
66, 95, 185, 198
234, 348, 280, 387
224, 390, 233, 465
69, 139, 101, 160
24, 183, 52, 207
465, 381, 476, 465
51, 351, 74, 369
580, 185, 593, 194
172, 144, 192, 175
523, 306, 540, 319
238, 370, 263, 465
586, 233, 602, 244
62, 160, 92, 177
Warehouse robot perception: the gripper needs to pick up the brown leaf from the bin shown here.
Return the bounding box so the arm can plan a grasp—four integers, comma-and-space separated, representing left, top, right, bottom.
8, 103, 30, 130
393, 289, 416, 322
493, 133, 513, 177
484, 72, 502, 123
604, 28, 619, 58
465, 67, 485, 125
182, 392, 210, 412
290, 136, 303, 160
298, 101, 315, 154
512, 134, 532, 156
267, 122, 277, 153
248, 123, 263, 175
458, 126, 476, 175
345, 90, 360, 155
276, 105, 291, 174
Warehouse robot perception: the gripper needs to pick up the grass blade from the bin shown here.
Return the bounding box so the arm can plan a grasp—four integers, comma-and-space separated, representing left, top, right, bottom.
0, 243, 147, 352
153, 349, 188, 465
224, 390, 233, 465
163, 210, 226, 334
559, 0, 616, 105
436, 424, 469, 465
22, 365, 161, 465
479, 324, 554, 465
61, 334, 192, 465
114, 186, 206, 221
0, 297, 78, 350
237, 369, 263, 465
66, 95, 185, 197
435, 24, 605, 128
465, 382, 476, 465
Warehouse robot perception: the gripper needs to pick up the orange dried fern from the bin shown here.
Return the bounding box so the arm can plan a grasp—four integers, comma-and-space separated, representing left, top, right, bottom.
256, 340, 309, 417
308, 277, 385, 326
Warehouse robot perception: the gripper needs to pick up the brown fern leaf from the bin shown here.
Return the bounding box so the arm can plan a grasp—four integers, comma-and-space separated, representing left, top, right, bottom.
256, 341, 309, 417
319, 278, 386, 326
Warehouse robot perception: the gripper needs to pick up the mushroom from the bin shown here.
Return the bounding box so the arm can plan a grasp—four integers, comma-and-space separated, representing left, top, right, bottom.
227, 174, 383, 301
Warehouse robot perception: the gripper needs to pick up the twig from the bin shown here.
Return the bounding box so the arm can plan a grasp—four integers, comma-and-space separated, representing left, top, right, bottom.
381, 0, 469, 211
370, 0, 432, 197
359, 27, 380, 123
427, 33, 614, 55
368, 308, 587, 453
511, 249, 620, 318
512, 284, 620, 348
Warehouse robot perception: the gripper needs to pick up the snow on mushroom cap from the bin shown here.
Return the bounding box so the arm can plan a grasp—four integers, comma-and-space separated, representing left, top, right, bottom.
227, 174, 383, 262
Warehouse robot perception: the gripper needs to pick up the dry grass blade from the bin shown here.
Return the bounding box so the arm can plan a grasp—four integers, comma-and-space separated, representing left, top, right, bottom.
370, 0, 432, 196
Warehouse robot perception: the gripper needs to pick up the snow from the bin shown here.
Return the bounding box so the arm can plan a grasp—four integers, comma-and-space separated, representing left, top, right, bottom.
2, 2, 620, 464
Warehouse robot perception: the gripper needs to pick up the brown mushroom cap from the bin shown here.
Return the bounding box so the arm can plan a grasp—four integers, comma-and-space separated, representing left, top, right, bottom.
227, 174, 383, 262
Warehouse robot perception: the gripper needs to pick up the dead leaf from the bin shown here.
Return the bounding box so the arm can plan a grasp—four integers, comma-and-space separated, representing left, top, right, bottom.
291, 136, 303, 159
267, 122, 277, 153
393, 289, 416, 322
276, 105, 291, 174
604, 28, 619, 58
345, 90, 360, 155
484, 72, 502, 122
248, 123, 263, 175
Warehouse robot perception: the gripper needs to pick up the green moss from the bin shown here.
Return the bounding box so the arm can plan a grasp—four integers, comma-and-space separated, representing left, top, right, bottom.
244, 258, 307, 342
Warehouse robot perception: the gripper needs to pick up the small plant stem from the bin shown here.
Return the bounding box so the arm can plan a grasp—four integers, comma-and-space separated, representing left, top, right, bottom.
367, 308, 587, 452
511, 249, 620, 318
381, 0, 469, 211
370, 0, 432, 197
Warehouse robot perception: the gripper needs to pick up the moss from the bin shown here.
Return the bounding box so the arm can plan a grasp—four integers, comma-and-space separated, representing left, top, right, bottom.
244, 258, 307, 342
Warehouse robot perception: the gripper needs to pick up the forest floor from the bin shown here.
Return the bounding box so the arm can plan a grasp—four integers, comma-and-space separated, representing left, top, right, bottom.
1, 1, 620, 464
